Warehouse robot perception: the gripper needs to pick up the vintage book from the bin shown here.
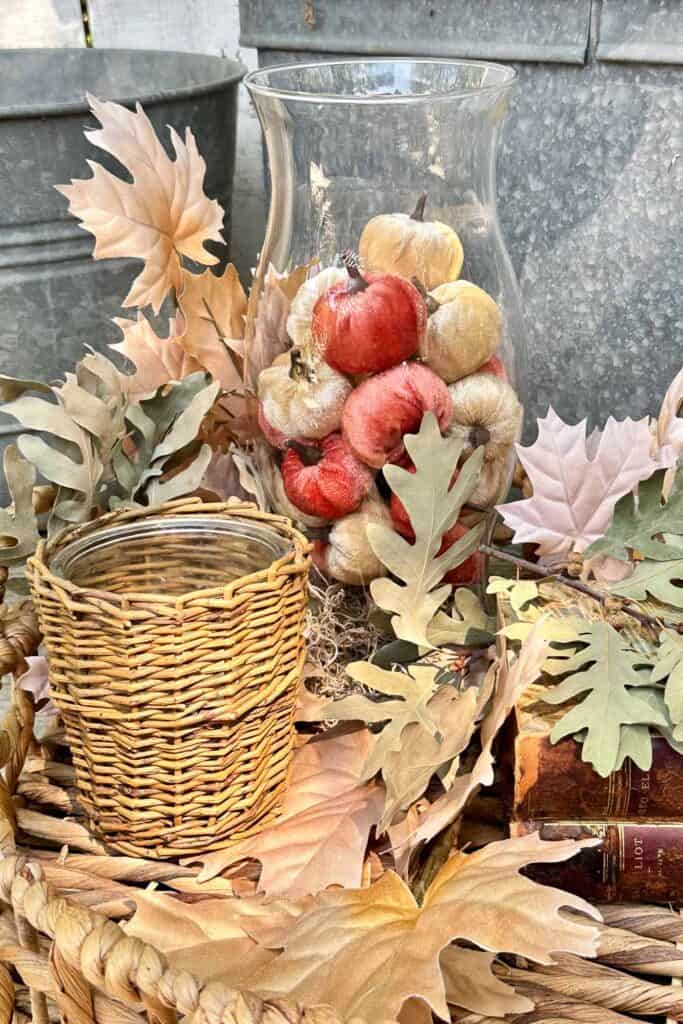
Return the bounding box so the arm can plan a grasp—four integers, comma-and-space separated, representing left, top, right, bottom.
511, 819, 683, 904
506, 695, 683, 820
495, 586, 683, 820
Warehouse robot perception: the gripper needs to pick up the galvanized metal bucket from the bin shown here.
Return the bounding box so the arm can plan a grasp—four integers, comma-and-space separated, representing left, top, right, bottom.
0, 48, 243, 485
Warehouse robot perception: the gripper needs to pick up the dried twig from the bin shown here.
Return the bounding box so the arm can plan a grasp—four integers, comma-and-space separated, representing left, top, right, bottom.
480, 544, 679, 632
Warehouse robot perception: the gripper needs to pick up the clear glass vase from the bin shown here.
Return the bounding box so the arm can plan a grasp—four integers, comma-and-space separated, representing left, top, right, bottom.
245, 59, 526, 587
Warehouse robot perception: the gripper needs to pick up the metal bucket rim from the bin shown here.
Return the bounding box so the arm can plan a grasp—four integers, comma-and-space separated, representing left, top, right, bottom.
0, 48, 245, 121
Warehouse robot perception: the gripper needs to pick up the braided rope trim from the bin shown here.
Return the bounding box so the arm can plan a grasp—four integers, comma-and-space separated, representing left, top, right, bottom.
0, 857, 344, 1024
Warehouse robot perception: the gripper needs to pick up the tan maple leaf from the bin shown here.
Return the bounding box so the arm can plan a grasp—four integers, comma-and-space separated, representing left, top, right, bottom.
223, 831, 599, 1023
194, 727, 384, 897
498, 408, 661, 566
125, 888, 304, 984
243, 263, 313, 389
177, 265, 247, 390
57, 94, 224, 313
111, 313, 202, 396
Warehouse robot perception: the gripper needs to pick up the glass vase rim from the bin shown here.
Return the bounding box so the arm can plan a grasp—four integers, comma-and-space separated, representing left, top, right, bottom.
243, 57, 516, 105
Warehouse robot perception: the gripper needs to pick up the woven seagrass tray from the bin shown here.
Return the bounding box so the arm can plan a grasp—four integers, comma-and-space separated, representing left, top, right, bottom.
1, 591, 683, 1023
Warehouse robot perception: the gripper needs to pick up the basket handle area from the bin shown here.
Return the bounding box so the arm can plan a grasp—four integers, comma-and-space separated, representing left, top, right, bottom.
0, 858, 344, 1024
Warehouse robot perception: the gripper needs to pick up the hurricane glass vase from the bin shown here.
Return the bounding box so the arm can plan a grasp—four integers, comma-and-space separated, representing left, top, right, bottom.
245, 58, 526, 588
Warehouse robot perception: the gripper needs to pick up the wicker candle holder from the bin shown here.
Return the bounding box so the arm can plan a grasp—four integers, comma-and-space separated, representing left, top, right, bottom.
26, 498, 311, 859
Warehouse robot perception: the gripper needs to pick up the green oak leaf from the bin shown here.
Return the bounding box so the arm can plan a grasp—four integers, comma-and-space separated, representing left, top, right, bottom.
652, 629, 683, 738
542, 620, 664, 777
610, 557, 683, 609
586, 467, 683, 562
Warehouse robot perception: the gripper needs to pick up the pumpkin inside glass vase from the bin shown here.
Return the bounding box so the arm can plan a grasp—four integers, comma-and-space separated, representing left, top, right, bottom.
245, 58, 526, 588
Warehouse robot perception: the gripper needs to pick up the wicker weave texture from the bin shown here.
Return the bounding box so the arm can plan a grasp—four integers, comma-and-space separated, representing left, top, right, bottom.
26, 499, 311, 859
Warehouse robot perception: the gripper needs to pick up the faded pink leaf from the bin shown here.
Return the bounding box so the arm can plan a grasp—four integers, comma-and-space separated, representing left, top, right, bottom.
498, 408, 660, 562
17, 655, 50, 703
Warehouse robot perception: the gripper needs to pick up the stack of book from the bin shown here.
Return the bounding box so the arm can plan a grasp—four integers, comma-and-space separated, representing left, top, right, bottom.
505, 682, 683, 903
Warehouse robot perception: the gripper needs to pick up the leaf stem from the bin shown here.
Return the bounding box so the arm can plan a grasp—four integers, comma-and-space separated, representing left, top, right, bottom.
479, 544, 679, 633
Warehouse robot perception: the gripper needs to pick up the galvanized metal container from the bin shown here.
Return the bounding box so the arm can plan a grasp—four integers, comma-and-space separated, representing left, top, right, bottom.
0, 48, 243, 460
240, 0, 683, 432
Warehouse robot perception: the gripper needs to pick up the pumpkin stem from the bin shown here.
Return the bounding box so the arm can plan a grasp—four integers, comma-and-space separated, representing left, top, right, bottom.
470, 425, 491, 449
410, 276, 439, 315
410, 192, 428, 222
289, 347, 315, 382
341, 250, 369, 294
286, 439, 323, 466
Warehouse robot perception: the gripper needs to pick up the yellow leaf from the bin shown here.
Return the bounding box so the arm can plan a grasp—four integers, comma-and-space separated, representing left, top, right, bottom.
192, 728, 383, 897
222, 832, 599, 1022
111, 313, 202, 396
57, 95, 223, 313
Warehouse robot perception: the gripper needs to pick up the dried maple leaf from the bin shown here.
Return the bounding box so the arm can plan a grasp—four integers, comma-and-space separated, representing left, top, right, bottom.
225, 831, 599, 1023
111, 313, 202, 396
177, 265, 247, 390
243, 263, 313, 389
369, 413, 485, 646
57, 95, 224, 313
498, 408, 660, 566
441, 946, 531, 1017
193, 727, 383, 897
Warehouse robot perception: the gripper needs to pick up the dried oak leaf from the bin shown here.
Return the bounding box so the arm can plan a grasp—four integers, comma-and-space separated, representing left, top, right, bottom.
193, 727, 383, 897
225, 831, 599, 1023
177, 265, 247, 390
428, 589, 496, 648
611, 554, 683, 609
390, 624, 549, 873
369, 413, 485, 647
56, 94, 224, 313
111, 312, 202, 396
498, 408, 660, 567
378, 683, 479, 831
320, 661, 442, 782
0, 446, 39, 565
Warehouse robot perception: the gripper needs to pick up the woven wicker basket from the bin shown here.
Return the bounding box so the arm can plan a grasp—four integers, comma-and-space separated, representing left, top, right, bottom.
26, 498, 311, 860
